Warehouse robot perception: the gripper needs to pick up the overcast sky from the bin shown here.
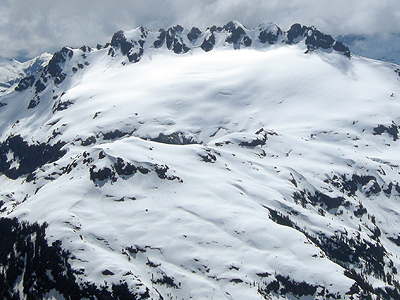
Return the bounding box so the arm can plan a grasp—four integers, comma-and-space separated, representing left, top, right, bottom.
1, 0, 400, 61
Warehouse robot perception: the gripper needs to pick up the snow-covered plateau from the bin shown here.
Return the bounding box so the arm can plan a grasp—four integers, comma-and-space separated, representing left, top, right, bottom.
1, 22, 400, 299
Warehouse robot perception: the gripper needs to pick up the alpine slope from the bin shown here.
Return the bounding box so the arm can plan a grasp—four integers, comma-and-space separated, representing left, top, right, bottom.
1, 21, 400, 300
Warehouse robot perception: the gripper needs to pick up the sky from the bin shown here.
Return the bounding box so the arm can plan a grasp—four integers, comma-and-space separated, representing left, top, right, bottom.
1, 0, 400, 61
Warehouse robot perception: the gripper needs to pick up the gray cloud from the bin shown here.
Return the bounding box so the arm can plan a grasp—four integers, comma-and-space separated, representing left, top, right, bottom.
1, 0, 400, 60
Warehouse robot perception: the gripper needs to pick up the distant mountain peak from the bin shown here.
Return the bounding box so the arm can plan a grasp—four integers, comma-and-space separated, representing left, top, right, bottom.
0, 53, 51, 94
337, 32, 400, 64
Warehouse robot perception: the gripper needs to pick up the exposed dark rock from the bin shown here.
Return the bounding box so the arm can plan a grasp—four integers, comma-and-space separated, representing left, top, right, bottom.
15, 75, 35, 91
79, 45, 92, 53
54, 73, 66, 85
52, 99, 74, 112
306, 28, 335, 50
0, 217, 150, 300
89, 157, 178, 185
389, 235, 400, 246
256, 272, 271, 278
343, 269, 400, 299
275, 275, 317, 297
98, 150, 106, 159
151, 132, 197, 145
266, 207, 296, 228
80, 135, 96, 146
187, 27, 202, 42
258, 25, 282, 44
286, 23, 307, 44
201, 33, 216, 52
102, 129, 129, 140
126, 245, 146, 256
153, 29, 166, 48
137, 166, 150, 174
108, 47, 116, 57
63, 159, 78, 175
384, 182, 394, 194
152, 275, 178, 288
223, 21, 252, 48
286, 24, 351, 57
327, 174, 382, 196
333, 41, 351, 57
354, 204, 368, 217
373, 122, 399, 141
146, 259, 160, 268
110, 28, 148, 63
102, 269, 114, 276
89, 166, 117, 185
239, 134, 267, 147
293, 190, 348, 211
82, 153, 94, 166
34, 78, 46, 94
93, 111, 101, 119
109, 22, 350, 62
308, 231, 387, 279
46, 47, 73, 79
166, 25, 190, 54
199, 150, 217, 163
154, 164, 182, 182
266, 205, 399, 297
0, 135, 66, 180
114, 157, 137, 177
258, 274, 324, 299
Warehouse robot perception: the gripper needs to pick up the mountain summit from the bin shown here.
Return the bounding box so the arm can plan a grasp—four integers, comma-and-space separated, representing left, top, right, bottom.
1, 22, 400, 300
108, 21, 350, 62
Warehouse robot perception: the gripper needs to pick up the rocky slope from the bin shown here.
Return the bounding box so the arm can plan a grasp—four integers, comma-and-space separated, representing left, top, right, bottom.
1, 21, 400, 299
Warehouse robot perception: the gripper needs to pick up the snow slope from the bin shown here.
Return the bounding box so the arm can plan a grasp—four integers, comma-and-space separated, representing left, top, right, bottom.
1, 22, 400, 299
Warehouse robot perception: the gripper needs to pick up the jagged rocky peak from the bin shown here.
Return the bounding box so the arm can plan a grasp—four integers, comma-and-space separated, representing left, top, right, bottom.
108, 21, 351, 62
287, 23, 350, 57
46, 46, 74, 78
257, 22, 284, 44
222, 20, 252, 48
110, 26, 149, 61
11, 21, 351, 110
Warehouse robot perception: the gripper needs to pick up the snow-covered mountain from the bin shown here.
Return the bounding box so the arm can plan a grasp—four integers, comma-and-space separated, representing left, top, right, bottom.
0, 53, 52, 94
337, 33, 400, 64
1, 21, 400, 299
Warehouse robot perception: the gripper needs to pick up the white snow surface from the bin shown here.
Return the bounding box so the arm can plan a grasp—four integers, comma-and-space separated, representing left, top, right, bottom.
1, 42, 400, 299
